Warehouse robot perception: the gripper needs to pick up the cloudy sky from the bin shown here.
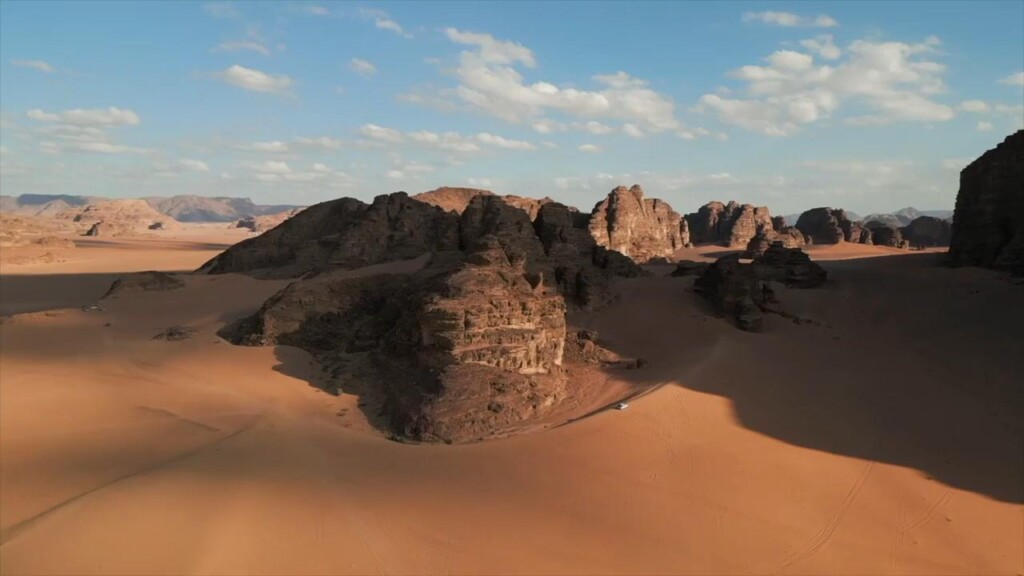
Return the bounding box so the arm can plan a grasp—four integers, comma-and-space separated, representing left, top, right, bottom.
1, 1, 1021, 214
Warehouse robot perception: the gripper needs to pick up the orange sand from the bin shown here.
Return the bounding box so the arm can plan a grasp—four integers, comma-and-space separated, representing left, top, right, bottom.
0, 232, 1020, 575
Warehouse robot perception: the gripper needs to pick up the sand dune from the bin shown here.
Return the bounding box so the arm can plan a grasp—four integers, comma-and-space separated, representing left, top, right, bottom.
0, 233, 1020, 575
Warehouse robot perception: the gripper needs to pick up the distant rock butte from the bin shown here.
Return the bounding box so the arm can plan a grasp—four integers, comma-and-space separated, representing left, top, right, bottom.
948, 130, 1024, 273
588, 185, 688, 263
684, 200, 774, 248
901, 216, 952, 248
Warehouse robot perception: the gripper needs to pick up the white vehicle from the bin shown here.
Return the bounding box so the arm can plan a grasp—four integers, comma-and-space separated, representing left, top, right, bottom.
615, 402, 629, 410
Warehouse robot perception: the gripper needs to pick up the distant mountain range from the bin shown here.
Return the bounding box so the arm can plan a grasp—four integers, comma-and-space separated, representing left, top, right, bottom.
781, 207, 952, 227
0, 194, 304, 222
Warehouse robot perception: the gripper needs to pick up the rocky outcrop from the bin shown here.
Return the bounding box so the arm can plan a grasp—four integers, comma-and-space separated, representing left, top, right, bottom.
743, 227, 807, 257
222, 237, 574, 444
413, 187, 554, 220
864, 221, 908, 248
84, 222, 103, 236
685, 201, 774, 247
948, 131, 1024, 272
103, 271, 185, 298
201, 193, 461, 278
795, 207, 865, 244
695, 244, 826, 331
751, 242, 827, 288
694, 255, 771, 332
588, 185, 686, 263
900, 216, 952, 248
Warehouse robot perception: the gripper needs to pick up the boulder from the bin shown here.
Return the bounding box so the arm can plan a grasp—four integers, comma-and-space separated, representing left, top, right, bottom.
795, 208, 856, 244
751, 242, 827, 288
694, 255, 770, 332
588, 185, 685, 263
103, 271, 185, 298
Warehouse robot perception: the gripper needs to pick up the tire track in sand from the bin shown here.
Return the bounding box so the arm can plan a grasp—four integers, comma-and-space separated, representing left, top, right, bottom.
766, 461, 874, 574
886, 489, 953, 574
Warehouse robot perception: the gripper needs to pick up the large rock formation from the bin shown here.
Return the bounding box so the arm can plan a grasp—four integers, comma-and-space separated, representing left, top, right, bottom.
948, 130, 1024, 272
795, 207, 868, 244
201, 193, 460, 278
684, 201, 774, 247
413, 187, 554, 220
588, 185, 686, 263
744, 227, 807, 257
223, 237, 572, 444
695, 244, 826, 331
103, 271, 185, 298
865, 221, 908, 248
900, 216, 952, 248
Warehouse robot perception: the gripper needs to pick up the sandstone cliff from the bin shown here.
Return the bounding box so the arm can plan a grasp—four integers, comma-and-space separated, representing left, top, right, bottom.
685, 201, 774, 247
948, 130, 1024, 272
588, 185, 686, 263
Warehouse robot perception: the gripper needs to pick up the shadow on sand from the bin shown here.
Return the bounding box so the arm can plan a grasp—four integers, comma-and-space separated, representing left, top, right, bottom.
261, 251, 1023, 504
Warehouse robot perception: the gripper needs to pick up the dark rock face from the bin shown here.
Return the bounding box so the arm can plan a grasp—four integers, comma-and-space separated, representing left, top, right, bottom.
200, 193, 460, 278
743, 227, 807, 257
588, 185, 686, 263
103, 271, 185, 298
948, 130, 1024, 271
900, 216, 952, 248
670, 260, 709, 277
751, 242, 827, 288
694, 255, 770, 332
695, 244, 825, 331
795, 208, 859, 244
685, 201, 774, 247
865, 221, 908, 248
222, 237, 571, 444
84, 222, 103, 236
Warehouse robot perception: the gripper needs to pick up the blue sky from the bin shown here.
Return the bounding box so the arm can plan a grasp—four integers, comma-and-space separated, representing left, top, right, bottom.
1, 1, 1022, 214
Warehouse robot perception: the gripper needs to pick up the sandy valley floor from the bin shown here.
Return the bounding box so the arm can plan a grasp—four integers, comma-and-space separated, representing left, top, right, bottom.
0, 232, 1021, 575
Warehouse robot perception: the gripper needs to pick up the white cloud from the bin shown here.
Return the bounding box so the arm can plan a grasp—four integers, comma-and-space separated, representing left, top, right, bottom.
960, 100, 989, 113
386, 169, 405, 179
350, 58, 377, 77
44, 141, 149, 155
799, 36, 841, 60
203, 2, 239, 18
436, 29, 680, 132
28, 107, 141, 126
179, 159, 210, 172
531, 119, 566, 134
467, 177, 494, 187
575, 120, 615, 135
360, 123, 536, 153
998, 72, 1024, 86
247, 160, 292, 174
357, 8, 412, 38
622, 123, 644, 138
977, 121, 993, 131
237, 140, 290, 152
578, 143, 601, 153
11, 59, 55, 73
742, 11, 838, 28
294, 136, 343, 149
697, 37, 954, 135
213, 40, 270, 56
476, 133, 536, 150
360, 123, 404, 143
216, 65, 292, 94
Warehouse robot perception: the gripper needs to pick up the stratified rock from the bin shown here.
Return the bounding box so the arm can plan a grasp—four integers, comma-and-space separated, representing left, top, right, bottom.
948, 131, 1024, 272
900, 216, 952, 248
588, 185, 685, 263
684, 201, 774, 247
222, 236, 570, 444
795, 207, 862, 244
103, 271, 185, 298
751, 242, 827, 288
200, 192, 460, 278
694, 255, 769, 332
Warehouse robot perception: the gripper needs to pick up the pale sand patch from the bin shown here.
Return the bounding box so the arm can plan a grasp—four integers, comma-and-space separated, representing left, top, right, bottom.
0, 237, 1020, 575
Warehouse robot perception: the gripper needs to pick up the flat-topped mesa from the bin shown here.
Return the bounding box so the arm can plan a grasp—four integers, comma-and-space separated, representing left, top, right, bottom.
588, 185, 687, 263
795, 207, 871, 245
684, 200, 774, 247
948, 130, 1024, 272
199, 192, 460, 278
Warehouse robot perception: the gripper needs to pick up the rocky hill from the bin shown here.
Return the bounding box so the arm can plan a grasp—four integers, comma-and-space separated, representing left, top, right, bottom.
54, 199, 181, 236
145, 195, 302, 222
948, 130, 1024, 272
589, 185, 687, 262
